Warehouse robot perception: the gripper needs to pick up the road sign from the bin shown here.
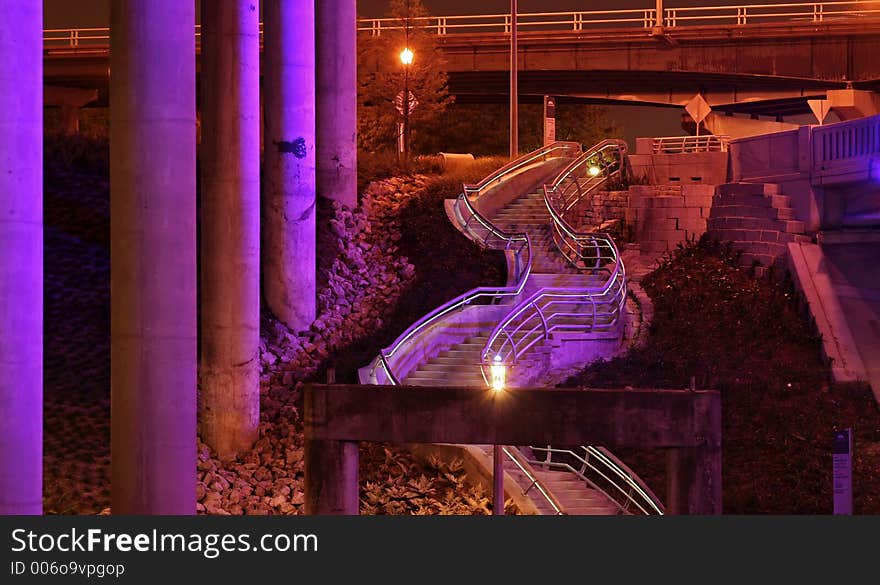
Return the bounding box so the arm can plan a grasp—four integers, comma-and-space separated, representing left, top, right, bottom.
832, 428, 853, 515
395, 90, 418, 116
685, 93, 712, 124
808, 99, 831, 125
685, 93, 711, 136
543, 96, 557, 146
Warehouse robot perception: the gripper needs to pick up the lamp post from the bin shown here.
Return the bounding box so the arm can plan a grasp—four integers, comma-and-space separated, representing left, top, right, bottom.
510, 0, 518, 159
491, 355, 507, 515
399, 46, 414, 165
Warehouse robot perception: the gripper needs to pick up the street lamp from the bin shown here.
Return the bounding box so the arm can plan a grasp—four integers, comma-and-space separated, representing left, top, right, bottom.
491, 355, 507, 515
398, 46, 414, 165
510, 0, 518, 158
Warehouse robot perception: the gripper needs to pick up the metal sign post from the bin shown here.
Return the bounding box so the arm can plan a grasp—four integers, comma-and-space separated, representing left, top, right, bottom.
832, 428, 853, 515
543, 95, 556, 146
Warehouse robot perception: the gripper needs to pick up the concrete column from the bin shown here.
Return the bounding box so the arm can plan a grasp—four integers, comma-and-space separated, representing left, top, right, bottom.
264, 0, 317, 331
199, 1, 261, 459
0, 0, 42, 515
304, 439, 359, 515
316, 0, 358, 208
110, 0, 197, 514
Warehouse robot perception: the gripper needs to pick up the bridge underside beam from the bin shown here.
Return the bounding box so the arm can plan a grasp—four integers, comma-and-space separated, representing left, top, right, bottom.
449, 70, 845, 117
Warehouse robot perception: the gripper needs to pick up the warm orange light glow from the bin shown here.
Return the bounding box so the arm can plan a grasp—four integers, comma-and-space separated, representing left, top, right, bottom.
490, 355, 506, 393
400, 47, 414, 65
589, 165, 601, 177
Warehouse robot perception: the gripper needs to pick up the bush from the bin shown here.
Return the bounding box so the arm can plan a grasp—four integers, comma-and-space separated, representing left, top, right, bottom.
561, 236, 880, 513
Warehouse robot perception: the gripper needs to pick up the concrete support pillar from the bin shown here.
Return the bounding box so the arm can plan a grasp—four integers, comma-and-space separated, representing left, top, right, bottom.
316, 0, 358, 208
110, 0, 197, 514
0, 0, 42, 515
199, 1, 261, 459
304, 439, 359, 515
264, 0, 317, 331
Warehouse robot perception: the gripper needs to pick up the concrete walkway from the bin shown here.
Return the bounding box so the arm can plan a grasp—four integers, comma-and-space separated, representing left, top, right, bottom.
820, 241, 880, 400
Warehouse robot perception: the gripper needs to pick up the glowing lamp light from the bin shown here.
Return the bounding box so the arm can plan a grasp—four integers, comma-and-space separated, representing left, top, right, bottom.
588, 165, 601, 177
400, 47, 414, 65
490, 355, 506, 393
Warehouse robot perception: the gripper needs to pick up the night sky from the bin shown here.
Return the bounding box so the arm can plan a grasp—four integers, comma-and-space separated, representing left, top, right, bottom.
42, 0, 797, 146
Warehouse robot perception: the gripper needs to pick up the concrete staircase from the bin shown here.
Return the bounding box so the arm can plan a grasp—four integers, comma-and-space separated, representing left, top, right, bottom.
489, 190, 573, 274
499, 451, 619, 515
403, 187, 632, 514
708, 182, 811, 275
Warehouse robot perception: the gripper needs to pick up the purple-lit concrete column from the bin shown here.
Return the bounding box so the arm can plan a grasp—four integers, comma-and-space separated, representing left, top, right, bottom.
0, 1, 42, 515
199, 1, 260, 459
317, 0, 358, 208
264, 0, 316, 331
110, 0, 197, 514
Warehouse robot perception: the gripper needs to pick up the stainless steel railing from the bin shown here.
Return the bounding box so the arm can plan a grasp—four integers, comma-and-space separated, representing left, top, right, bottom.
529, 445, 665, 515
362, 143, 581, 386
480, 239, 626, 385
544, 139, 628, 270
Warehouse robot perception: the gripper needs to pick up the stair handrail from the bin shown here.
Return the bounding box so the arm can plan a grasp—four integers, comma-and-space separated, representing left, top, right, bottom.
528, 445, 666, 515
501, 446, 567, 515
480, 239, 626, 382
455, 141, 582, 280
364, 144, 579, 385
543, 138, 629, 270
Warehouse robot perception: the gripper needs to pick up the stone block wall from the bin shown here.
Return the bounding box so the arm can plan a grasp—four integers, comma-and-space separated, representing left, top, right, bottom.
624, 184, 715, 253
707, 182, 812, 275
581, 189, 628, 228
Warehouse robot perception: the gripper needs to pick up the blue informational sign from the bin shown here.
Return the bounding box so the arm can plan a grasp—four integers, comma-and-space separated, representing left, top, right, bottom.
832, 428, 853, 515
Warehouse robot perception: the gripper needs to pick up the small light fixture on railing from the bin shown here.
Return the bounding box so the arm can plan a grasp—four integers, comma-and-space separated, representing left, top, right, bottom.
490, 355, 506, 392
589, 165, 601, 177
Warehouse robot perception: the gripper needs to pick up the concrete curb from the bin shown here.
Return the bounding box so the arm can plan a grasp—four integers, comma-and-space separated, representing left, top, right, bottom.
786, 242, 867, 384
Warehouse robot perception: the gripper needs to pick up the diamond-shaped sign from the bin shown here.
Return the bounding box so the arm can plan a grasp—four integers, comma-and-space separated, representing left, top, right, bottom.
395, 90, 418, 116
808, 99, 830, 125
685, 93, 712, 124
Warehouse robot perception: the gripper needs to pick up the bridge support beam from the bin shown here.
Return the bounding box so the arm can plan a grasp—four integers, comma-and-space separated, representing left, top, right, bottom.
0, 0, 42, 515
317, 0, 357, 208
304, 439, 359, 515
199, 0, 261, 459
264, 0, 317, 332
305, 385, 722, 515
110, 0, 197, 514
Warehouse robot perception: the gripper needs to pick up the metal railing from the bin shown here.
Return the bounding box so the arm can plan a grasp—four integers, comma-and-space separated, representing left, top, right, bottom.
544, 139, 628, 270
528, 445, 665, 515
812, 113, 880, 163
357, 1, 880, 36
652, 135, 730, 154
362, 144, 583, 386
42, 2, 880, 51
454, 141, 581, 283
480, 238, 626, 385
501, 446, 566, 515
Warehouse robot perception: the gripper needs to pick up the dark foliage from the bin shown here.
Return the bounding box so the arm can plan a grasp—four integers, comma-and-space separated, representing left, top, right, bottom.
562, 236, 880, 514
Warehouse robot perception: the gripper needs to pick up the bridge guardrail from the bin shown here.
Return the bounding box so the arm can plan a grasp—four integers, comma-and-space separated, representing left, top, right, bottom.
43, 2, 880, 51
812, 113, 880, 164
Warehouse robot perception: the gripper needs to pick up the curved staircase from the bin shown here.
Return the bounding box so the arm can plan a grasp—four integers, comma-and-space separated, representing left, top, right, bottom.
360, 141, 664, 515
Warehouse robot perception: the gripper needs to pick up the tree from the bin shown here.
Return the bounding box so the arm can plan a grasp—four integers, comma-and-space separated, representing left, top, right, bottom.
424, 102, 621, 157
358, 0, 453, 155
